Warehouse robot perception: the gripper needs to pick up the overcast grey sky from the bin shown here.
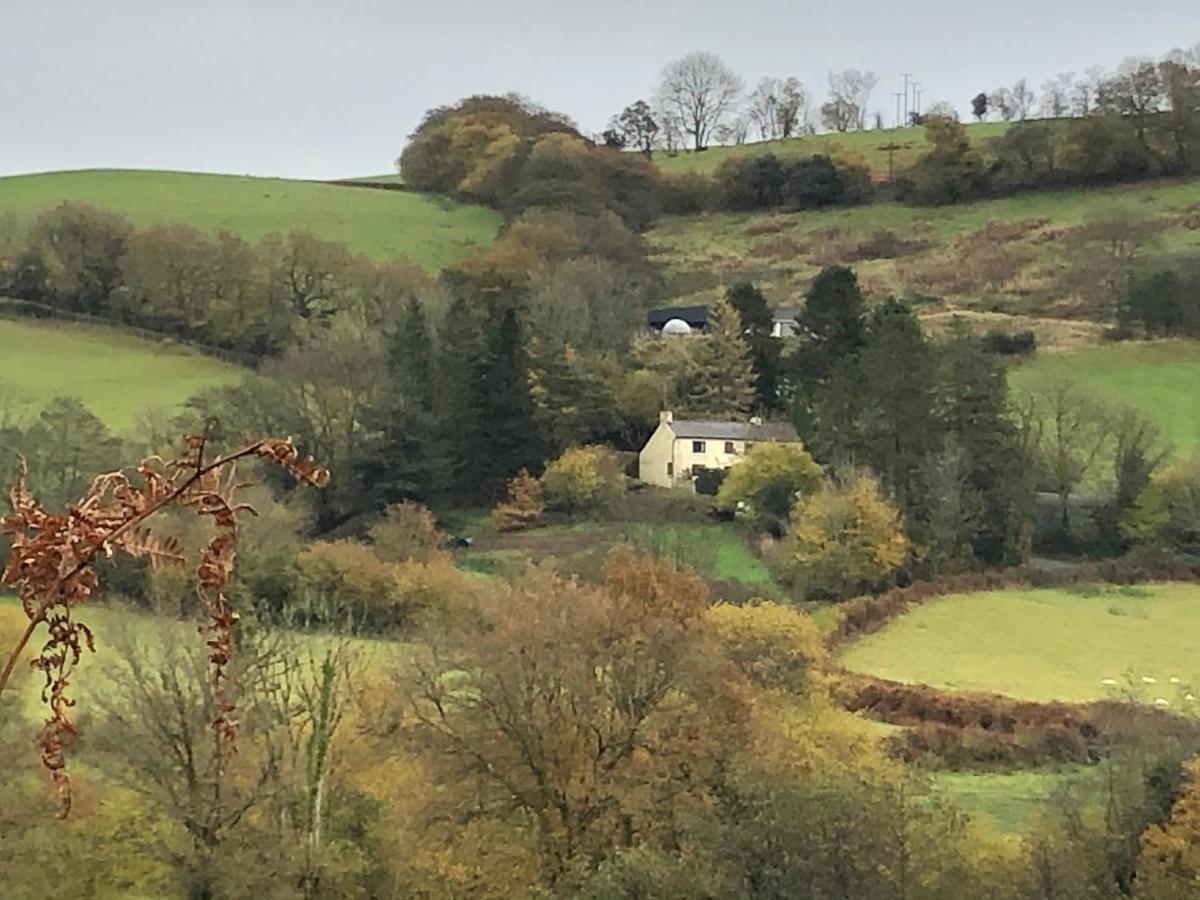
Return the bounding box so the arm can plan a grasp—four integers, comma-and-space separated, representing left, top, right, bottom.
2, 0, 1197, 179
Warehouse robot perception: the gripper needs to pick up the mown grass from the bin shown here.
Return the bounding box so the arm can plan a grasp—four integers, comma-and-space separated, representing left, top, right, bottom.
0, 169, 500, 270
1010, 340, 1200, 456
654, 122, 1012, 179
0, 318, 243, 431
839, 583, 1200, 703
650, 177, 1200, 342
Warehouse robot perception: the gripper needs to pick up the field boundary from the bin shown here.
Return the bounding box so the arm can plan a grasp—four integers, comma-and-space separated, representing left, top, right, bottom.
825, 559, 1200, 652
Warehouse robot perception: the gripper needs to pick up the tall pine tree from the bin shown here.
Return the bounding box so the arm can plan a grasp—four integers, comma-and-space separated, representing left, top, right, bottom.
356, 296, 440, 506
727, 281, 782, 412
685, 295, 756, 418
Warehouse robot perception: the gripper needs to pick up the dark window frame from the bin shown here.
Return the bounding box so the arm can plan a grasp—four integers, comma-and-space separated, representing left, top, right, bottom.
692, 440, 706, 453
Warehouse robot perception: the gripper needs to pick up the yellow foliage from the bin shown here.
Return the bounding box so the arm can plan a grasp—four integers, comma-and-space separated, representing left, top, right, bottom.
706, 600, 827, 692
716, 441, 824, 527
492, 468, 545, 531
779, 471, 909, 600
295, 540, 468, 630
540, 444, 624, 514
1136, 756, 1200, 899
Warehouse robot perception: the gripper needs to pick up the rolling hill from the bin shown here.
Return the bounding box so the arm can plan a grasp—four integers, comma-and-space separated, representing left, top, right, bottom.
649, 176, 1200, 347
0, 169, 500, 270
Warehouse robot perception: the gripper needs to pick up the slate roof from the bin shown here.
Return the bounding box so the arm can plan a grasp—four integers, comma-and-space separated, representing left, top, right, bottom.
667, 419, 800, 442
647, 305, 709, 329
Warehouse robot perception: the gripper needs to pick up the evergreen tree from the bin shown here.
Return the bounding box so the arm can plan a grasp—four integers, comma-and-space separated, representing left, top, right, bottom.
473, 298, 542, 496
432, 295, 488, 498
528, 338, 621, 455
851, 299, 940, 507
936, 330, 1033, 564
726, 282, 782, 412
792, 265, 867, 390
356, 296, 439, 506
389, 296, 433, 410
685, 295, 756, 418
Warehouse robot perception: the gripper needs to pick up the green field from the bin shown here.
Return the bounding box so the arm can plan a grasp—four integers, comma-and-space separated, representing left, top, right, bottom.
0, 169, 500, 269
655, 122, 1012, 179
932, 767, 1104, 836
840, 583, 1200, 703
1010, 340, 1200, 456
651, 177, 1200, 343
0, 318, 242, 430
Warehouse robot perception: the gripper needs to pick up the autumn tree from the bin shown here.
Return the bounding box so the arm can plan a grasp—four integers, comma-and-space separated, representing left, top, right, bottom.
540, 445, 624, 515
716, 442, 824, 534
777, 471, 909, 600
491, 468, 545, 531
397, 550, 747, 883
657, 51, 744, 150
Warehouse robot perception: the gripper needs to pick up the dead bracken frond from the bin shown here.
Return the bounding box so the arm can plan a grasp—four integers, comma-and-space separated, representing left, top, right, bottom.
0, 431, 327, 817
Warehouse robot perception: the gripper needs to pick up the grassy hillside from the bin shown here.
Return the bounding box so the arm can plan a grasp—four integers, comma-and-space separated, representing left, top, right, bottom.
655, 122, 1012, 179
839, 583, 1200, 703
651, 177, 1200, 345
1011, 341, 1200, 455
0, 318, 242, 431
0, 169, 500, 270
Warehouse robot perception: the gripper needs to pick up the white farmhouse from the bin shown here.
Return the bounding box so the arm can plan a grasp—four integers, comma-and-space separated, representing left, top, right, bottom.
637, 411, 801, 489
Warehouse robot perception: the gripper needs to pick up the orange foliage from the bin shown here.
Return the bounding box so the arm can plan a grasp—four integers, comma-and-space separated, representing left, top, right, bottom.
0, 431, 326, 816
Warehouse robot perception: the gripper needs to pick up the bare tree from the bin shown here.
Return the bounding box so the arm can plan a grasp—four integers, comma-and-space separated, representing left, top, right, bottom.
714, 113, 751, 146
1040, 72, 1074, 118
1072, 66, 1107, 116
992, 79, 1034, 122
824, 69, 879, 131
747, 77, 782, 140
1011, 78, 1035, 121
656, 51, 743, 150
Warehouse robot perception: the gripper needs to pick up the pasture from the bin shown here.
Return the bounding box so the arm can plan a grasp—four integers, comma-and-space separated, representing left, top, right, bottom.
1009, 340, 1200, 456
654, 122, 1012, 180
0, 169, 500, 270
839, 583, 1200, 704
0, 318, 242, 431
931, 766, 1105, 836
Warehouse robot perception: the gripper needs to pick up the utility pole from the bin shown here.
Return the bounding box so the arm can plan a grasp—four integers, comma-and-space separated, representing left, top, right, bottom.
893, 91, 903, 129
900, 73, 914, 126
914, 85, 924, 118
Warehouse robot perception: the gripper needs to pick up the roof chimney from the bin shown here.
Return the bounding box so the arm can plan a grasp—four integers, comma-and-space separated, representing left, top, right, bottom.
660, 410, 674, 425
749, 416, 763, 426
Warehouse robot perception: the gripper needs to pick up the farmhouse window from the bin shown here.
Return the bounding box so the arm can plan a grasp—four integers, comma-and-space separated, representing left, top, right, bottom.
667, 462, 674, 477
692, 440, 706, 453
725, 441, 735, 453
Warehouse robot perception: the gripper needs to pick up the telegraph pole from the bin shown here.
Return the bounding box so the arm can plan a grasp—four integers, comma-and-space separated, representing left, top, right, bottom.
900, 73, 914, 126
913, 85, 924, 118
893, 91, 903, 129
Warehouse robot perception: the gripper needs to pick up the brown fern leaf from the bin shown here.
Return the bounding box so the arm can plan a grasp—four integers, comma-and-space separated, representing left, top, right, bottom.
110, 527, 185, 568
0, 432, 326, 817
